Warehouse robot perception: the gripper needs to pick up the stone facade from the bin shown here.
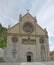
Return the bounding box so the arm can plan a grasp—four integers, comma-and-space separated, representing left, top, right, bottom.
4, 12, 50, 62
50, 51, 54, 61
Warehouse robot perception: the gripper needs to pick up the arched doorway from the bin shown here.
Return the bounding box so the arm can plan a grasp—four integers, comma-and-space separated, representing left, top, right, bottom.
26, 52, 33, 62
27, 55, 31, 62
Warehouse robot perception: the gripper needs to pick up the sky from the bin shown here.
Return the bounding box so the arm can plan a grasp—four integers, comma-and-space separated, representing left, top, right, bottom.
0, 0, 54, 51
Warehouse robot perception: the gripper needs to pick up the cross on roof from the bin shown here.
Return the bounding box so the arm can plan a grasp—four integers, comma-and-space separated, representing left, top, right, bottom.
27, 10, 29, 13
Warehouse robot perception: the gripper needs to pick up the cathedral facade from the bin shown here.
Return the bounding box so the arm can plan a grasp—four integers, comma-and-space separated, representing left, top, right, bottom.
4, 12, 50, 62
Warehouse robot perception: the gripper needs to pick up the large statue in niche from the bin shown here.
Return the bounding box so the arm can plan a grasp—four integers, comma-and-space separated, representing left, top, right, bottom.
39, 37, 46, 61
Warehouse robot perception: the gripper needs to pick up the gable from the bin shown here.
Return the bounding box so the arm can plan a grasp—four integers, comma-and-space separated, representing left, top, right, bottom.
18, 13, 37, 34
21, 13, 36, 23
7, 12, 47, 36
7, 23, 19, 33
36, 24, 46, 35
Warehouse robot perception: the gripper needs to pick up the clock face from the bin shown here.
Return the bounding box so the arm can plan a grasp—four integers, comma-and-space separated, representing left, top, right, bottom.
23, 22, 33, 33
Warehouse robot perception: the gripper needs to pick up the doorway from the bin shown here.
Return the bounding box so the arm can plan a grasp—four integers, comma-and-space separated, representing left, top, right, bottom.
27, 55, 31, 62
26, 52, 33, 62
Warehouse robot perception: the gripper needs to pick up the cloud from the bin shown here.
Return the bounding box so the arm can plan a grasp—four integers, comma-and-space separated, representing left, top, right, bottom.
36, 0, 54, 25
50, 47, 54, 51
0, 0, 31, 27
30, 0, 46, 15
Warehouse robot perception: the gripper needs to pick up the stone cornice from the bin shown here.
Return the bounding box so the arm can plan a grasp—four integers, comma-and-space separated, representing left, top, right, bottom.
7, 33, 48, 38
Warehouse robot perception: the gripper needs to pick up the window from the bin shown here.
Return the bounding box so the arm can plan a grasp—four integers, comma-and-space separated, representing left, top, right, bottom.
39, 37, 44, 43
51, 57, 53, 60
12, 37, 18, 43
11, 35, 18, 43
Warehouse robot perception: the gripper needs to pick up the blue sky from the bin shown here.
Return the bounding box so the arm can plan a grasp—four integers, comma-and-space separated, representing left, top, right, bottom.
0, 0, 54, 51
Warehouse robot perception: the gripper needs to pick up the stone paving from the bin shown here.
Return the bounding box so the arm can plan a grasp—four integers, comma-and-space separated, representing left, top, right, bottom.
0, 62, 54, 65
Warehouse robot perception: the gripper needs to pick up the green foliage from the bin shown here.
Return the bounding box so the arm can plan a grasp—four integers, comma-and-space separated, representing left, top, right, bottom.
0, 23, 7, 48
